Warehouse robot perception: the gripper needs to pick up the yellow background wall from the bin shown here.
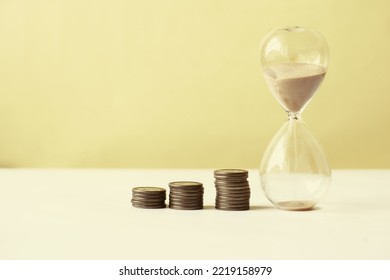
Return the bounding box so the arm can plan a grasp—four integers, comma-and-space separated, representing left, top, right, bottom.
0, 0, 389, 168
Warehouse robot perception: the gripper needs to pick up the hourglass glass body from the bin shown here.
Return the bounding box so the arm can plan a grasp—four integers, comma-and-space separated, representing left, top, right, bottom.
259, 27, 331, 211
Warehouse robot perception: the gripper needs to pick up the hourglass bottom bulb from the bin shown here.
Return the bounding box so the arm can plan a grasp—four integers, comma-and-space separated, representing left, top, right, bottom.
261, 173, 331, 211
259, 119, 331, 211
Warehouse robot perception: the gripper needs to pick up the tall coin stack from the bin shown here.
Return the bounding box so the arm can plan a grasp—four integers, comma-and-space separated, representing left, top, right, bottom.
132, 187, 166, 209
169, 181, 204, 210
214, 169, 250, 211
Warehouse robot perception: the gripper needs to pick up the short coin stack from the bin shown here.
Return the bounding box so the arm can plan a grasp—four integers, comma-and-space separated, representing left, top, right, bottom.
169, 181, 204, 210
132, 187, 166, 209
214, 169, 250, 211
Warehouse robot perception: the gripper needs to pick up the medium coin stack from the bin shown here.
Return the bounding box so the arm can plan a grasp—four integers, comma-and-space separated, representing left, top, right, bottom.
132, 187, 166, 209
169, 181, 204, 210
214, 169, 250, 211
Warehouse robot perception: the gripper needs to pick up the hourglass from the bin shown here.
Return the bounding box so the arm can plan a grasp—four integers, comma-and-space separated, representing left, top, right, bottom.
259, 26, 331, 211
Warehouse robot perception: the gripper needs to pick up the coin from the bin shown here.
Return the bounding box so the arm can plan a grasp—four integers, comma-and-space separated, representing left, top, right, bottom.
132, 201, 165, 206
214, 169, 248, 176
169, 197, 203, 203
132, 190, 166, 195
169, 203, 203, 209
215, 176, 248, 182
132, 203, 166, 209
169, 205, 203, 210
216, 190, 250, 196
216, 194, 250, 201
132, 195, 166, 201
169, 198, 203, 204
216, 203, 250, 209
131, 198, 165, 204
132, 199, 166, 205
170, 189, 203, 194
131, 196, 165, 201
133, 187, 166, 194
169, 181, 203, 188
215, 180, 249, 186
215, 205, 249, 211
216, 185, 250, 191
169, 193, 203, 198
215, 186, 250, 192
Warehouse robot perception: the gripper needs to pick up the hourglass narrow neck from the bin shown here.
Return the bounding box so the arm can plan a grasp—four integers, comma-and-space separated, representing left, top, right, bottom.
288, 112, 301, 120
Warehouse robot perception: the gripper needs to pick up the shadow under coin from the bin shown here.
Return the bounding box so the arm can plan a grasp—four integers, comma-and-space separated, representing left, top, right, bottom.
202, 205, 216, 210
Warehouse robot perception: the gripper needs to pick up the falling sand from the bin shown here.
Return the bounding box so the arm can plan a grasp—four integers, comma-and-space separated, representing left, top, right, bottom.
264, 63, 326, 113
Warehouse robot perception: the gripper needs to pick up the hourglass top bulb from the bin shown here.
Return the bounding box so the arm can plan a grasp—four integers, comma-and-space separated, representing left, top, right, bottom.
261, 26, 329, 114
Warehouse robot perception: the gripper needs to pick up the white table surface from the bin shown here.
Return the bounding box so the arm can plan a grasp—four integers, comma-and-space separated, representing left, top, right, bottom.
0, 169, 389, 260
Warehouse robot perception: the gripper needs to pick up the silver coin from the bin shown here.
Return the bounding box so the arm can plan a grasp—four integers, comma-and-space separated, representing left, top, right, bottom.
132, 200, 166, 205
216, 183, 250, 187
215, 181, 248, 186
214, 177, 248, 183
216, 202, 250, 208
216, 186, 250, 190
215, 206, 249, 211
215, 179, 249, 184
170, 201, 203, 205
132, 198, 166, 204
216, 198, 250, 204
132, 204, 166, 209
169, 193, 203, 198
215, 179, 248, 183
215, 202, 250, 207
132, 201, 166, 207
131, 197, 165, 202
169, 199, 203, 204
216, 189, 251, 195
216, 202, 250, 207
169, 200, 203, 205
132, 187, 166, 193
169, 201, 203, 206
216, 194, 250, 201
169, 194, 203, 199
132, 192, 166, 197
169, 181, 203, 188
132, 190, 166, 195
169, 189, 204, 194
169, 198, 203, 203
169, 195, 203, 200
216, 199, 250, 204
169, 205, 203, 210
132, 195, 166, 201
216, 187, 250, 192
216, 196, 250, 201
214, 174, 248, 179
169, 192, 204, 197
132, 200, 166, 207
214, 169, 248, 176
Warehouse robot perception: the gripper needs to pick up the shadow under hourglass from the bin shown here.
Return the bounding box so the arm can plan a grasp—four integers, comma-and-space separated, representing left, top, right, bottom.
200, 205, 321, 211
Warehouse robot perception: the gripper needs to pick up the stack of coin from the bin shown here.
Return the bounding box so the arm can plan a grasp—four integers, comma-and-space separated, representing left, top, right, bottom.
214, 169, 250, 211
132, 187, 166, 209
169, 181, 204, 210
